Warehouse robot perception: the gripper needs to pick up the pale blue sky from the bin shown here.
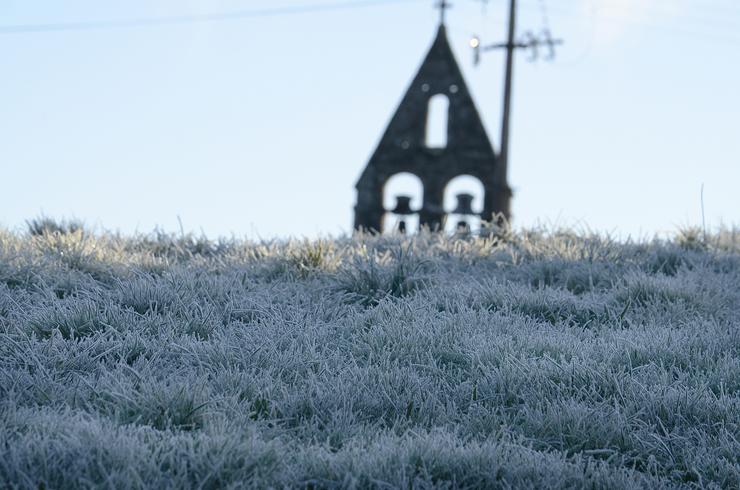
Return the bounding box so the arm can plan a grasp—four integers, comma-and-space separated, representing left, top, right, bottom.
1, 0, 738, 238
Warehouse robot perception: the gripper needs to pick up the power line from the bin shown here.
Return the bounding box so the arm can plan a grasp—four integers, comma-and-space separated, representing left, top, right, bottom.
0, 0, 425, 35
536, 0, 551, 34
519, 0, 740, 45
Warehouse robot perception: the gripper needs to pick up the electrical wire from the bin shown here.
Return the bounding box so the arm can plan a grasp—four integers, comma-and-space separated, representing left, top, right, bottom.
3, 0, 738, 46
0, 0, 425, 35
519, 0, 740, 45
536, 0, 551, 34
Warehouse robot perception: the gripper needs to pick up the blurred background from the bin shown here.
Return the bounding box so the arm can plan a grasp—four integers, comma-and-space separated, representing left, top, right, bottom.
1, 0, 738, 239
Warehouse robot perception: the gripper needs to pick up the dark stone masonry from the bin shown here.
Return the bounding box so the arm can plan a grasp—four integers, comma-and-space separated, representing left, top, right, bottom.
354, 24, 511, 233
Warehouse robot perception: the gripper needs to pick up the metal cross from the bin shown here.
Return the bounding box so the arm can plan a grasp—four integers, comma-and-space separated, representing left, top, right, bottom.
435, 0, 452, 25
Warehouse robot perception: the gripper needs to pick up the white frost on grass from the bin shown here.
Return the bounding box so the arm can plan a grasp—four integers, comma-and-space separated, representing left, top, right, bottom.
0, 225, 738, 488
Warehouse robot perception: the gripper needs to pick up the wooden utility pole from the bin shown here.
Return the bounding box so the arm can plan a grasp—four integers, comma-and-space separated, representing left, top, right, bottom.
471, 0, 563, 199
499, 0, 517, 185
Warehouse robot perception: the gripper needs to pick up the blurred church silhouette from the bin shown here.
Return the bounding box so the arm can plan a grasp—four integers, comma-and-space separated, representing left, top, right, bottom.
354, 16, 511, 234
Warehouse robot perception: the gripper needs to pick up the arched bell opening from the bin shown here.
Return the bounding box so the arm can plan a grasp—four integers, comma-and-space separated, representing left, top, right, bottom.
383, 172, 423, 234
443, 175, 484, 234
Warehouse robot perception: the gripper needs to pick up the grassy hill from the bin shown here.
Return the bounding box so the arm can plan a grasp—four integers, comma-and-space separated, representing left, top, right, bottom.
1, 225, 738, 489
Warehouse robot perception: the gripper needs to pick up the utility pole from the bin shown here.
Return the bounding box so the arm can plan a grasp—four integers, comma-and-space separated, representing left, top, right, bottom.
499, 0, 517, 185
471, 0, 563, 203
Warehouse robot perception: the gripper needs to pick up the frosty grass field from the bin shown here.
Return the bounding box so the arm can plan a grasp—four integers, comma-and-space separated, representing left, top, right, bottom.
1, 223, 739, 489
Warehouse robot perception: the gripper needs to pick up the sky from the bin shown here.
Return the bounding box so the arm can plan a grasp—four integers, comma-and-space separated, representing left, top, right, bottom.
1, 0, 739, 239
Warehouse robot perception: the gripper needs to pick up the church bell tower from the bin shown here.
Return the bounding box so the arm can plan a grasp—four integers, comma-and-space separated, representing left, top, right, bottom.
354, 8, 511, 233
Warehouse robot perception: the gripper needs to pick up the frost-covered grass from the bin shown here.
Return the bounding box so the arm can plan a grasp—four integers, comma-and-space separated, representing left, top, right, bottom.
0, 225, 739, 489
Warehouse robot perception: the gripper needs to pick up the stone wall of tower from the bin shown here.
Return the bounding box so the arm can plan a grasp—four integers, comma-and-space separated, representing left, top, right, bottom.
354, 25, 511, 233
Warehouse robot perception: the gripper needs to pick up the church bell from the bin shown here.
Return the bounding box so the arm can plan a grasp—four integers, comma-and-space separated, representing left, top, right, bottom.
390, 195, 415, 215
452, 193, 476, 216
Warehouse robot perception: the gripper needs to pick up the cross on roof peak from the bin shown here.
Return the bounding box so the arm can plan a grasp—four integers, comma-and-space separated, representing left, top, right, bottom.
435, 0, 452, 25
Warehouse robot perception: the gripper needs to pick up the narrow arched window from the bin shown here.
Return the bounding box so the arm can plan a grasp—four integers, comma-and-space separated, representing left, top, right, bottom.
425, 94, 449, 148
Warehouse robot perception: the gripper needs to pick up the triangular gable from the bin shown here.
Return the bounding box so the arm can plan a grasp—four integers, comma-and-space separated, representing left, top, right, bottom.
370, 25, 496, 159
354, 25, 510, 233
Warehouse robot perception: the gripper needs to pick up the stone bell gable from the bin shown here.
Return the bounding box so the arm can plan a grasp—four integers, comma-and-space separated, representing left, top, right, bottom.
354, 24, 511, 233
